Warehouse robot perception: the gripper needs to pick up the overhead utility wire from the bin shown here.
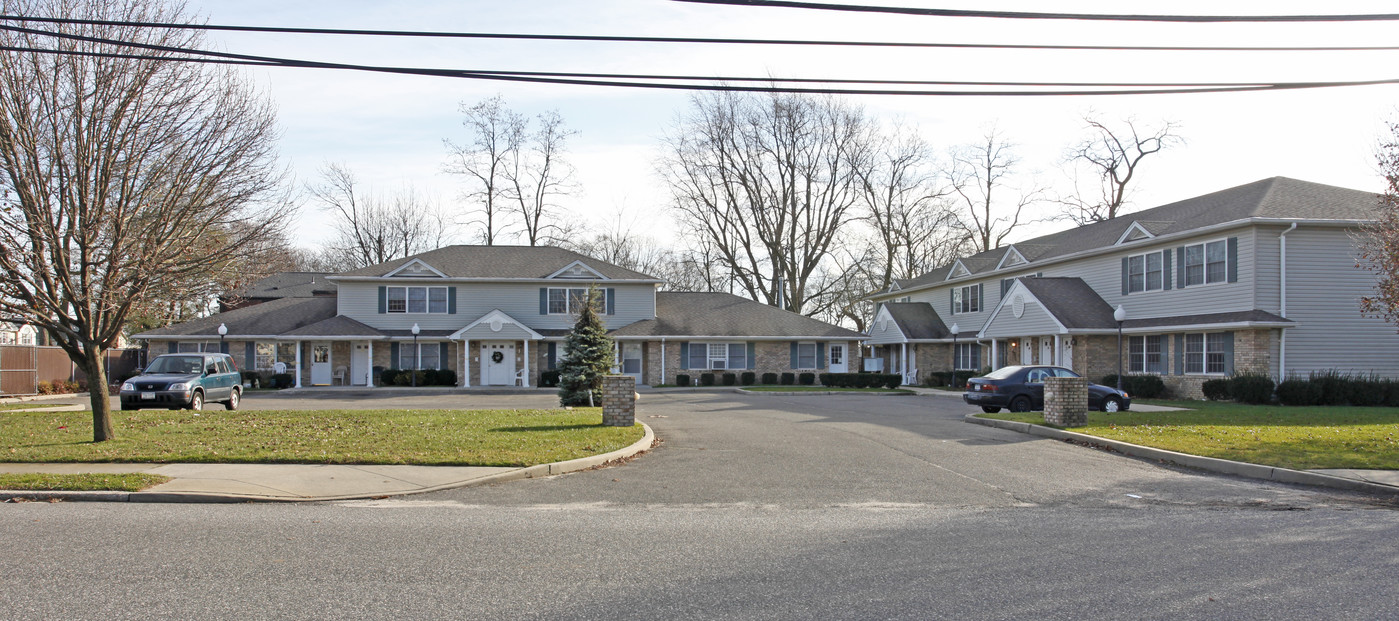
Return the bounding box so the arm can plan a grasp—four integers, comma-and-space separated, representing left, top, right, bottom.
676, 0, 1399, 23
7, 25, 1399, 97
2, 14, 1399, 52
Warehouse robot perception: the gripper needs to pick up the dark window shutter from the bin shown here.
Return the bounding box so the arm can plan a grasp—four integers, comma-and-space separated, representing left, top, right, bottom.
244, 342, 254, 369
1162, 250, 1173, 290
448, 287, 457, 314
790, 342, 799, 369
817, 342, 827, 369
167, 342, 177, 354
1174, 334, 1184, 375
378, 286, 386, 314
539, 288, 548, 314
977, 285, 983, 312
1176, 247, 1186, 286
606, 288, 615, 315
950, 290, 955, 315
390, 342, 399, 369
747, 343, 756, 370
679, 342, 689, 370
1227, 237, 1239, 283
1222, 331, 1235, 375
547, 342, 557, 371
439, 343, 449, 370
1121, 257, 1130, 295
1001, 279, 1012, 297
220, 340, 229, 355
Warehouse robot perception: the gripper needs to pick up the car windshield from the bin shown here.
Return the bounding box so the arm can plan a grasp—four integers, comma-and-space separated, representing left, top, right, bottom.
145, 355, 205, 375
981, 366, 1024, 380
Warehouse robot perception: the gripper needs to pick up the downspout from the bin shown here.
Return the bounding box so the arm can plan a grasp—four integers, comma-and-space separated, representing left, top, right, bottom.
1278, 222, 1298, 380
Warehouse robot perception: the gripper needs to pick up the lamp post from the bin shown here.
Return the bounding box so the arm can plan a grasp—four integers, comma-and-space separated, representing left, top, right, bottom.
1113, 305, 1126, 392
217, 323, 227, 354
949, 323, 960, 388
411, 323, 420, 388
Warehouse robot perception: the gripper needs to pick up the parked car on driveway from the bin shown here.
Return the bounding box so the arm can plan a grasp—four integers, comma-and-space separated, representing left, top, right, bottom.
119, 353, 242, 411
963, 365, 1130, 413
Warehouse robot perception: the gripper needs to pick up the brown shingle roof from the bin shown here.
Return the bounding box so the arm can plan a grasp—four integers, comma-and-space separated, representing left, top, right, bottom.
610, 292, 862, 339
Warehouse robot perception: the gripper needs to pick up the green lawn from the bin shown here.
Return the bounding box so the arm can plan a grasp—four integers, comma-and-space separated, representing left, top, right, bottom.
741, 386, 912, 394
0, 408, 644, 467
0, 473, 171, 492
978, 401, 1399, 470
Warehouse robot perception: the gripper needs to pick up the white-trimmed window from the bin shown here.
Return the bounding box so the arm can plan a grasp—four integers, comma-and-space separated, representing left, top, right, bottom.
688, 342, 746, 370
547, 287, 603, 315
954, 343, 980, 371
1127, 252, 1164, 293
178, 341, 219, 353
1183, 240, 1228, 287
399, 343, 442, 370
255, 342, 275, 370
796, 342, 818, 369
952, 284, 980, 315
276, 343, 296, 366
387, 286, 449, 314
1183, 333, 1229, 374
1128, 335, 1164, 374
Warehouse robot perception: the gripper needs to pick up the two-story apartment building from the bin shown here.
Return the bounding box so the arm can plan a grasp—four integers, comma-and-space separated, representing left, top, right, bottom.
865, 177, 1399, 398
135, 246, 863, 388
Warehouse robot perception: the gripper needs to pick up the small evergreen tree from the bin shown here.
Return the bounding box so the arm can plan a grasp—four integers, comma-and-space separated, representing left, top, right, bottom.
557, 285, 615, 406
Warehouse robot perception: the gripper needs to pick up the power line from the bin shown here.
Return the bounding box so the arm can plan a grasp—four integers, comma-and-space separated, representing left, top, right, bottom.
2, 14, 1399, 53
7, 24, 1399, 97
676, 0, 1399, 23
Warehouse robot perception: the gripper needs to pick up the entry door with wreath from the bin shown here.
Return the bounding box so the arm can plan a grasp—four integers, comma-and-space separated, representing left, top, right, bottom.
481, 342, 516, 386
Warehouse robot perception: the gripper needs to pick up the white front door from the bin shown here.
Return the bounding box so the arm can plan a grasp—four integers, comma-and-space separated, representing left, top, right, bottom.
828, 344, 847, 373
481, 342, 516, 386
310, 343, 332, 385
1040, 338, 1053, 366
351, 343, 369, 386
1061, 337, 1074, 371
621, 342, 643, 379
1020, 338, 1032, 365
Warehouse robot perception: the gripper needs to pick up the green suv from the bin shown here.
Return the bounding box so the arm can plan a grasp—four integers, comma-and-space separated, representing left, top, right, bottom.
120, 353, 243, 411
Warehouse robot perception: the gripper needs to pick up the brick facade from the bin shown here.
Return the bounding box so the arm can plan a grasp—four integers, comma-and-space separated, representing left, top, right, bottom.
600, 375, 636, 426
646, 340, 862, 386
1043, 376, 1088, 427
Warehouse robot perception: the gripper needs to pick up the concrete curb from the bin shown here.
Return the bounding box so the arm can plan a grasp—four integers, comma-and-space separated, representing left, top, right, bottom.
0, 422, 656, 504
964, 414, 1399, 497
0, 392, 90, 404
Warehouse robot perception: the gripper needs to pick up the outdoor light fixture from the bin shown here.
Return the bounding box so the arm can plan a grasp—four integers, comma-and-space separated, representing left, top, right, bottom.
411, 323, 421, 388
217, 323, 227, 354
949, 322, 960, 389
1113, 305, 1127, 392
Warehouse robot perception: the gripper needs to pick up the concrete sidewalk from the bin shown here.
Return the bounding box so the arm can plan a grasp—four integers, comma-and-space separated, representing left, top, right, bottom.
0, 423, 654, 503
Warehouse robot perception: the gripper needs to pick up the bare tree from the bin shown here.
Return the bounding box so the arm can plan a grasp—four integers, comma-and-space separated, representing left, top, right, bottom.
308, 163, 450, 269
505, 110, 578, 246
445, 95, 523, 245
1359, 119, 1399, 328
950, 127, 1046, 253
562, 209, 716, 292
0, 0, 290, 441
660, 91, 868, 314
1059, 112, 1184, 224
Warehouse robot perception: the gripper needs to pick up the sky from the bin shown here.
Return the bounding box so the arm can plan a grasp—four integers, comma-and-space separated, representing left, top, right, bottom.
181, 0, 1399, 250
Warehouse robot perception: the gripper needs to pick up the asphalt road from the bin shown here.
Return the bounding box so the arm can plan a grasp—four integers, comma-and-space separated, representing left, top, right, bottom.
5, 391, 1398, 620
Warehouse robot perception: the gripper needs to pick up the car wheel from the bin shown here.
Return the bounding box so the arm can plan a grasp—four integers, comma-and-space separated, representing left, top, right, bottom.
225, 388, 240, 411
981, 406, 1002, 413
1009, 396, 1032, 413
188, 390, 203, 411
1102, 397, 1122, 413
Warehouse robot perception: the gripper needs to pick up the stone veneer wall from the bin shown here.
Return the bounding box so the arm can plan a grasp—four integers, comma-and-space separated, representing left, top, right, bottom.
1042, 376, 1088, 427
600, 375, 636, 426
648, 341, 862, 386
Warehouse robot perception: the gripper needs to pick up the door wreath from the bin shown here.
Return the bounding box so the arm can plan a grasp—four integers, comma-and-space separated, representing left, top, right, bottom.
491, 351, 504, 364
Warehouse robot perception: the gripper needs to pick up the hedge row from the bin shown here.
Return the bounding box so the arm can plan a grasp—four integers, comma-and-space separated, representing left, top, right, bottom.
380, 368, 457, 386
1276, 371, 1399, 407
1098, 374, 1166, 399
819, 373, 901, 389
923, 371, 980, 388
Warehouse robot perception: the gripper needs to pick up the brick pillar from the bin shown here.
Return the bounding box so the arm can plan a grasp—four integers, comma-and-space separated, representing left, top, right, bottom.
1043, 376, 1088, 427
601, 375, 636, 427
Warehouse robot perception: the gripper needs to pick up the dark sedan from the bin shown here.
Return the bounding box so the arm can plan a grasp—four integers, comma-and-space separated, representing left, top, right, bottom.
962, 365, 1130, 413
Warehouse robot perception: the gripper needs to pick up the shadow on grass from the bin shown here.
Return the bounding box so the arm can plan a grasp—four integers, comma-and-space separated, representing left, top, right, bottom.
489, 424, 607, 433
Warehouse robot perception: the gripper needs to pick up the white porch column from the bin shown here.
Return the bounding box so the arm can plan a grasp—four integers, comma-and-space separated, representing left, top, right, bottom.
900, 343, 908, 385
1054, 334, 1062, 367
294, 340, 303, 388
366, 340, 374, 387
991, 339, 999, 371
462, 339, 470, 387
661, 339, 667, 386
523, 339, 531, 388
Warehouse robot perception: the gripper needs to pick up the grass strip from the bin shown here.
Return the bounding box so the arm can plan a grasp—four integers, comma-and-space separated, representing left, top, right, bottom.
0, 473, 171, 492
0, 408, 644, 467
978, 401, 1399, 470
741, 386, 912, 393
